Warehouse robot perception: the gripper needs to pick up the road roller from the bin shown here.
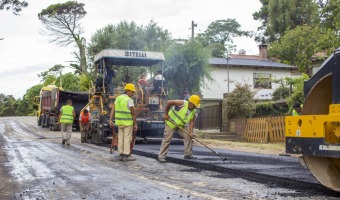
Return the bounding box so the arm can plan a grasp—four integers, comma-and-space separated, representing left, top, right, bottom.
285, 48, 340, 191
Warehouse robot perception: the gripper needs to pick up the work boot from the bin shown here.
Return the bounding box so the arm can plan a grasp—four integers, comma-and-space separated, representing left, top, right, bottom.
158, 158, 166, 163
184, 155, 197, 159
124, 155, 136, 161
62, 139, 65, 145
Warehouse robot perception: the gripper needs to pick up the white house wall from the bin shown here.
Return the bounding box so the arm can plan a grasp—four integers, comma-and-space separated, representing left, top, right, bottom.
201, 66, 300, 100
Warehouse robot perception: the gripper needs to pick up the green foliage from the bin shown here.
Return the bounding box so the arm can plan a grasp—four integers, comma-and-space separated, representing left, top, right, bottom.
252, 0, 269, 43
0, 94, 18, 116
16, 84, 43, 116
56, 73, 82, 91
164, 41, 212, 98
266, 0, 319, 42
320, 0, 340, 31
254, 101, 288, 117
269, 25, 340, 73
227, 83, 256, 119
0, 0, 28, 15
196, 19, 247, 57
88, 20, 173, 87
79, 73, 91, 91
272, 87, 290, 101
286, 74, 309, 111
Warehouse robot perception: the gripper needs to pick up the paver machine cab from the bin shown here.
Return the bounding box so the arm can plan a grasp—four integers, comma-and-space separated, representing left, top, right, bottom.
285, 48, 340, 191
87, 49, 168, 144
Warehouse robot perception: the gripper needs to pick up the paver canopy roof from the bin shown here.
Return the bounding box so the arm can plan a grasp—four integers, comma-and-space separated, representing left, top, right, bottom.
94, 49, 165, 67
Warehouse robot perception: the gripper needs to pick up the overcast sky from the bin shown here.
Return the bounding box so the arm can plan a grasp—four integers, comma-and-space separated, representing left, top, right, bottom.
0, 0, 262, 98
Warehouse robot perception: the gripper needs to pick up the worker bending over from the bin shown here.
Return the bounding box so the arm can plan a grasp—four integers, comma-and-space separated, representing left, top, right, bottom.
109, 83, 137, 161
158, 95, 200, 163
79, 109, 91, 143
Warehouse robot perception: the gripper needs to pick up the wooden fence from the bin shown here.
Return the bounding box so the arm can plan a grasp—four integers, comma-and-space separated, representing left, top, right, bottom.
244, 116, 285, 143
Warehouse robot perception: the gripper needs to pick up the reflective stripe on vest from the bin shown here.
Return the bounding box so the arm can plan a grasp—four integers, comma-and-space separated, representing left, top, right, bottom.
166, 101, 196, 129
60, 105, 74, 123
115, 95, 133, 126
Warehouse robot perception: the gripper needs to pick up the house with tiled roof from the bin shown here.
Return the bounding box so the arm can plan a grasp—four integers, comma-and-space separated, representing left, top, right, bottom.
202, 45, 301, 100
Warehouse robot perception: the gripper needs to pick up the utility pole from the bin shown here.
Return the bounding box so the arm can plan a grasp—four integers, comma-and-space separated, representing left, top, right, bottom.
191, 21, 197, 41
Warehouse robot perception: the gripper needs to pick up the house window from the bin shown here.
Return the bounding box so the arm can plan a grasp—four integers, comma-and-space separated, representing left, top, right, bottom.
253, 73, 272, 89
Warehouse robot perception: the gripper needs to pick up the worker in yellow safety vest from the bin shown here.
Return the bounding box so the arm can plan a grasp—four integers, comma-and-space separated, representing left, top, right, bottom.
158, 95, 201, 163
59, 99, 75, 145
109, 83, 137, 161
292, 102, 303, 116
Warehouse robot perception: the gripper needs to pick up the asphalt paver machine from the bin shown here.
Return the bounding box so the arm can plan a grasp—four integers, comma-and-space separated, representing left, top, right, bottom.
88, 49, 168, 144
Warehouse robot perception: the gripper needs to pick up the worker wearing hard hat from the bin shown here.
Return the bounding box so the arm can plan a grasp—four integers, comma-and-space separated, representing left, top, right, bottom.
158, 95, 201, 163
109, 83, 137, 161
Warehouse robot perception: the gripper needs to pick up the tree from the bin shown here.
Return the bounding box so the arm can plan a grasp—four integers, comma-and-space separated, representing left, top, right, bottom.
269, 25, 339, 73
88, 20, 173, 87
0, 0, 28, 15
196, 19, 248, 57
252, 0, 270, 43
164, 41, 212, 98
254, 0, 319, 42
320, 0, 340, 32
0, 94, 18, 116
38, 1, 87, 73
286, 74, 309, 109
227, 83, 256, 119
16, 84, 43, 116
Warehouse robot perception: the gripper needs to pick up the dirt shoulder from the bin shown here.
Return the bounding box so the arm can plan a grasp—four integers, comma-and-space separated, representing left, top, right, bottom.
193, 139, 287, 156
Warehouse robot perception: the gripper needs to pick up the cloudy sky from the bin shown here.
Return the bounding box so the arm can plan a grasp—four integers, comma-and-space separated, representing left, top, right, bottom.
0, 0, 262, 98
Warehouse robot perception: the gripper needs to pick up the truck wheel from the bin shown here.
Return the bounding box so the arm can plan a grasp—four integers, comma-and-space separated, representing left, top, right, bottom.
50, 116, 58, 131
38, 117, 42, 126
41, 115, 46, 127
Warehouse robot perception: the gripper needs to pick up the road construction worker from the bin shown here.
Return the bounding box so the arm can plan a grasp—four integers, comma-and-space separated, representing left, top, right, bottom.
109, 83, 137, 161
79, 109, 91, 143
158, 95, 200, 163
292, 102, 303, 116
59, 99, 75, 146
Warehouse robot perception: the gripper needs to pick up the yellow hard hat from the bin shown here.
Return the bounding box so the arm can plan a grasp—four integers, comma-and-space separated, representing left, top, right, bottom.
188, 95, 201, 108
124, 83, 136, 92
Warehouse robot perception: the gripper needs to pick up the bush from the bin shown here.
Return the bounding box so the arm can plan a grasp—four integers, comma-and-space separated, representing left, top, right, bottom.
253, 101, 288, 117
272, 87, 290, 101
227, 83, 256, 119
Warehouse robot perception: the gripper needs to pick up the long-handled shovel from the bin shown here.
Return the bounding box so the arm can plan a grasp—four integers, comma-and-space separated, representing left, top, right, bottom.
166, 119, 228, 161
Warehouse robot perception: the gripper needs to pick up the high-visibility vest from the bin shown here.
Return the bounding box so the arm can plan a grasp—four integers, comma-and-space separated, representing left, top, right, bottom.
115, 95, 133, 126
60, 105, 74, 124
80, 112, 91, 123
292, 109, 299, 116
166, 101, 196, 129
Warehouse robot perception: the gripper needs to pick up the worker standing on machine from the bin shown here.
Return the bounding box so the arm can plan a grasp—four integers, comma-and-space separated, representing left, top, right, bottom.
158, 95, 201, 163
79, 109, 91, 143
109, 83, 137, 161
58, 99, 75, 146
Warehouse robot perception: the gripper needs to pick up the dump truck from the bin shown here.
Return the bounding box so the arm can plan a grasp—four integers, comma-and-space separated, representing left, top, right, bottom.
87, 49, 171, 144
285, 48, 340, 191
35, 84, 89, 131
